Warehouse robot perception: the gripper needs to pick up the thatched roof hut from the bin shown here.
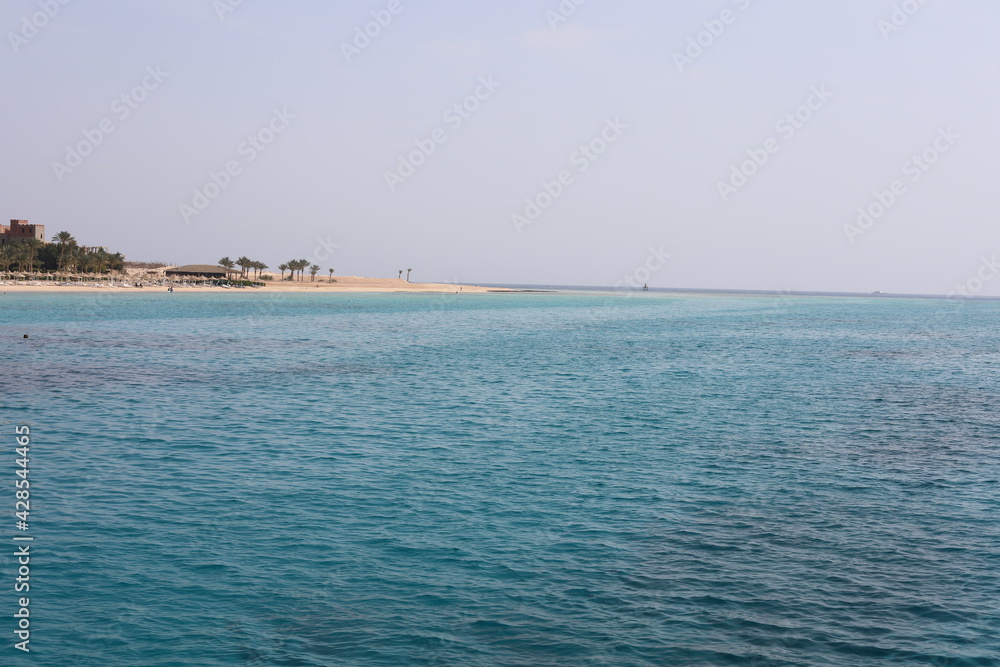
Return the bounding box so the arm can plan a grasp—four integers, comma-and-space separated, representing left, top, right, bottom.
165, 265, 240, 279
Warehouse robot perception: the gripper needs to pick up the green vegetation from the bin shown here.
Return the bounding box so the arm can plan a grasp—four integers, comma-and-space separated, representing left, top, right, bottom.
282, 258, 309, 281
213, 255, 336, 283
220, 256, 269, 280
0, 232, 125, 274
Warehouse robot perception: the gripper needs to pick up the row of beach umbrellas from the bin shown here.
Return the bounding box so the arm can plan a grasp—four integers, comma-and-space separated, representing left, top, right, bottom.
0, 271, 257, 285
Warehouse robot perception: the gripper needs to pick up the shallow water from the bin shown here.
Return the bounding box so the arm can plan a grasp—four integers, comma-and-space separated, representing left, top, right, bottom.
1, 292, 998, 665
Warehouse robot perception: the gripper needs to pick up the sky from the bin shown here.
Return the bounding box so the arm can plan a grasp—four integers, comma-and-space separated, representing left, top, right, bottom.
2, 0, 998, 294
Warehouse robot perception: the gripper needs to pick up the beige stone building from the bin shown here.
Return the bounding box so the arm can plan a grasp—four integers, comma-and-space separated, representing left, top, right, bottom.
0, 220, 45, 245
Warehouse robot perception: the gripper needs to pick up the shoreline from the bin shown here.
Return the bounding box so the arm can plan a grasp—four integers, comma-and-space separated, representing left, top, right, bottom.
0, 276, 515, 294
2, 279, 984, 301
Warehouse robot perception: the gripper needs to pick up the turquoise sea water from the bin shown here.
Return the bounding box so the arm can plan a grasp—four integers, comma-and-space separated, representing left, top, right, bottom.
1, 291, 998, 666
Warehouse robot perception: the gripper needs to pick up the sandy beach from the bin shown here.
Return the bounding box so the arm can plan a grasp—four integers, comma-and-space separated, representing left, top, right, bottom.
0, 275, 512, 294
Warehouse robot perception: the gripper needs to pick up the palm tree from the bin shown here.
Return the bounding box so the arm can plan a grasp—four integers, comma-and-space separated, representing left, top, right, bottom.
6, 245, 20, 272
406, 268, 412, 283
1, 244, 21, 272
278, 263, 288, 280
328, 268, 335, 282
309, 264, 320, 281
60, 241, 79, 271
236, 256, 251, 279
52, 231, 75, 271
219, 257, 235, 271
91, 248, 111, 274
65, 246, 81, 273
21, 241, 41, 274
108, 252, 126, 273
254, 261, 268, 280
71, 246, 89, 273
398, 269, 403, 280
0, 245, 14, 273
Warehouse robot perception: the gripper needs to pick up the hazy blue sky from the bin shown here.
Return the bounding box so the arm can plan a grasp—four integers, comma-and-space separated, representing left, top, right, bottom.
3, 0, 998, 294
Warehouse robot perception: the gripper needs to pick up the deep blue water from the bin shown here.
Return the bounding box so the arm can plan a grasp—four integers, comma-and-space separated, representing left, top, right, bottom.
1, 291, 998, 666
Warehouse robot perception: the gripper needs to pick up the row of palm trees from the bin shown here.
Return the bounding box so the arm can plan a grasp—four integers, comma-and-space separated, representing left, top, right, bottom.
218, 256, 334, 282
215, 256, 415, 283
218, 256, 269, 280
0, 232, 125, 274
277, 259, 329, 282
0, 241, 42, 273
